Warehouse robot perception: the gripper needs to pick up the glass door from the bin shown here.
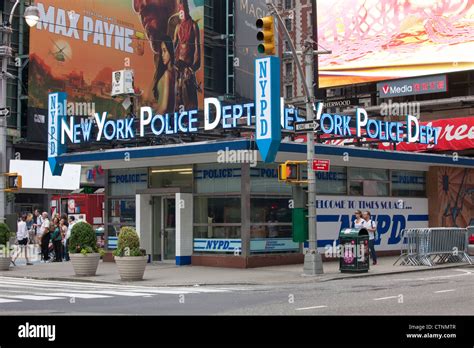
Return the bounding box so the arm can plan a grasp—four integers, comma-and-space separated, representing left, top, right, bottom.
162, 197, 176, 260
152, 197, 162, 261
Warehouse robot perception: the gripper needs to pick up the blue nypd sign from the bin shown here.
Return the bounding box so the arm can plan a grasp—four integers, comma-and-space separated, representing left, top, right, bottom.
255, 56, 281, 163
48, 92, 67, 176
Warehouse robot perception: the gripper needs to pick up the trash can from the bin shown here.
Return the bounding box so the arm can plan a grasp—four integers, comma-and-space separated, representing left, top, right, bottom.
339, 228, 370, 273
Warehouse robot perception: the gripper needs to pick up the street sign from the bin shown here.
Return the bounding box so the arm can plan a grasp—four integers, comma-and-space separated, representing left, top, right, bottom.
295, 120, 319, 133
312, 159, 330, 172
0, 108, 10, 117
255, 56, 281, 163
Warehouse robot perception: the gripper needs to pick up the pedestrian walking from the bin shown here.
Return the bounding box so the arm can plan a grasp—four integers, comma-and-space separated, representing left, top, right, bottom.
363, 211, 377, 265
353, 210, 364, 228
60, 218, 69, 261
40, 212, 51, 262
34, 209, 43, 245
26, 213, 35, 244
12, 215, 33, 266
51, 217, 62, 262
64, 216, 75, 261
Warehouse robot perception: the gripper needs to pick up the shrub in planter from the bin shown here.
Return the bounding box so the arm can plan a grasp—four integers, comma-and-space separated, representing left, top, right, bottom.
113, 227, 147, 281
68, 222, 100, 276
0, 223, 13, 271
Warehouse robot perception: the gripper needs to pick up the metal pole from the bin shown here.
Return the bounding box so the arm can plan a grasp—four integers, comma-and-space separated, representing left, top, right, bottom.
303, 45, 323, 275
0, 25, 13, 223
266, 0, 324, 274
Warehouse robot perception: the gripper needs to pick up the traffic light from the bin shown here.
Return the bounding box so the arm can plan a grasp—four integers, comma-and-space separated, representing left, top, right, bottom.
256, 16, 275, 55
278, 161, 302, 182
4, 173, 22, 192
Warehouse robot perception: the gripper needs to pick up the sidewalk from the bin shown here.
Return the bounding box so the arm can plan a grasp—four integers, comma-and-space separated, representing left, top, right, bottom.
1, 256, 472, 286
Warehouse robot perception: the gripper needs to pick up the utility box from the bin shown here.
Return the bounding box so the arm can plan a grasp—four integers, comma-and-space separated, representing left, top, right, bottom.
339, 228, 370, 273
292, 208, 308, 243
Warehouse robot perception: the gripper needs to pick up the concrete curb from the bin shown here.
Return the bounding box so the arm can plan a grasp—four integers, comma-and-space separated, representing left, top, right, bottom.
0, 263, 471, 287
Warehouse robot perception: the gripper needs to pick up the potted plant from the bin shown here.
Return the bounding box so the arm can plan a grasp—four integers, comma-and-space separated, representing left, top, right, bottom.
0, 223, 13, 271
68, 222, 100, 276
113, 227, 147, 281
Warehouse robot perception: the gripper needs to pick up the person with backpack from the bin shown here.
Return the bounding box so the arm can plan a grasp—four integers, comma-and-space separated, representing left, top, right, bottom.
363, 211, 377, 265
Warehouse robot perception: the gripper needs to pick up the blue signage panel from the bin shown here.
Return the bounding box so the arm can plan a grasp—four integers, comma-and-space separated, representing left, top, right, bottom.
193, 239, 241, 252
48, 92, 67, 176
255, 56, 281, 163
250, 238, 299, 252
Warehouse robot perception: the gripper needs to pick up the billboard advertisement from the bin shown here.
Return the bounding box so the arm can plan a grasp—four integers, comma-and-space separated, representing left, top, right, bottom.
315, 196, 429, 251
28, 0, 204, 129
317, 0, 474, 88
235, 0, 268, 101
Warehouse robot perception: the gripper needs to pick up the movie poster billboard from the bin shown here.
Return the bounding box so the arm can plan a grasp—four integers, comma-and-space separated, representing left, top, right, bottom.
317, 0, 474, 88
235, 0, 268, 101
28, 0, 204, 130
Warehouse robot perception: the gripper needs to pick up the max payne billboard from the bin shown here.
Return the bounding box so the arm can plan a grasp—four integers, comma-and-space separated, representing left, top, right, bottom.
27, 0, 204, 143
235, 0, 268, 101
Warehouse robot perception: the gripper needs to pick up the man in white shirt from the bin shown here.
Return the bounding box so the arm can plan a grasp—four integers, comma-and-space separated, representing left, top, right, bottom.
363, 211, 377, 265
12, 215, 32, 265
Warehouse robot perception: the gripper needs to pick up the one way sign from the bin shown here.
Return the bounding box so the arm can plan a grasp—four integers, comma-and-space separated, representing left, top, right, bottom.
0, 108, 10, 117
294, 120, 320, 133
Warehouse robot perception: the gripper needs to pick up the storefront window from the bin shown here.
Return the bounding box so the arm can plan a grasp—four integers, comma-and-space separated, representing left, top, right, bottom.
250, 197, 292, 239
349, 167, 389, 181
349, 167, 389, 196
392, 170, 426, 197
316, 166, 347, 195
193, 196, 241, 251
194, 197, 241, 224
251, 164, 292, 194
109, 168, 148, 196
108, 199, 136, 224
194, 164, 241, 193
193, 225, 241, 239
149, 166, 193, 189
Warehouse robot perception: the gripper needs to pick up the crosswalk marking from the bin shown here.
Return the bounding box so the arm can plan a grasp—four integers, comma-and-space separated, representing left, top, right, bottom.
47, 293, 112, 299
0, 298, 21, 303
0, 276, 239, 305
3, 295, 64, 301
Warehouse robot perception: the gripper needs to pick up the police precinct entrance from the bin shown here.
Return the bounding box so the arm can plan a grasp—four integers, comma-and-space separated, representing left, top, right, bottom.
48, 93, 474, 268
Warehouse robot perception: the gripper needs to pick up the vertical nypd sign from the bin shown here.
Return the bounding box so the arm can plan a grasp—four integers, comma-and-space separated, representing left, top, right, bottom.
48, 92, 67, 176
255, 56, 281, 163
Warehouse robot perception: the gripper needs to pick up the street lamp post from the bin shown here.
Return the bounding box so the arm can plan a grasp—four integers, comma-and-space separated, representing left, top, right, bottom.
0, 1, 39, 222
265, 0, 330, 275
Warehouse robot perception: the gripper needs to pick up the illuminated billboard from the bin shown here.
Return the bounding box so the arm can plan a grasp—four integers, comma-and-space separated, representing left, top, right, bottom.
28, 0, 204, 123
317, 0, 474, 88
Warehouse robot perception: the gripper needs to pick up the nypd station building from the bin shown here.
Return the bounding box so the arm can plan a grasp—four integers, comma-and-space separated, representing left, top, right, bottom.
53, 137, 474, 267
48, 88, 474, 267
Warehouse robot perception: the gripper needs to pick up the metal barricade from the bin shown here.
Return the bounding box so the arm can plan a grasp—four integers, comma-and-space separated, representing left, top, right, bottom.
394, 227, 473, 266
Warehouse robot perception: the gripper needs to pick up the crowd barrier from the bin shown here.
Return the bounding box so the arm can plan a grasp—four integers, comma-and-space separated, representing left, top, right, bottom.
394, 227, 473, 266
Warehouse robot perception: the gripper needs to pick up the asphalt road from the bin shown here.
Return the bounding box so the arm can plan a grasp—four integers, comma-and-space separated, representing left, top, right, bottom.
0, 267, 472, 315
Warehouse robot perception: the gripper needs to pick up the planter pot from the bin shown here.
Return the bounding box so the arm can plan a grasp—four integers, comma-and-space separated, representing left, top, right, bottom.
0, 257, 11, 271
114, 256, 147, 281
70, 253, 100, 276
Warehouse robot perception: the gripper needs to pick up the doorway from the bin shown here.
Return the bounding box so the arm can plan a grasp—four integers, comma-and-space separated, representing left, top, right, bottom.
152, 196, 176, 261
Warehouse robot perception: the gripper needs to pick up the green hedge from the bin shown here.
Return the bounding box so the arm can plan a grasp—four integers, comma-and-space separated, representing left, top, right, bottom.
68, 222, 98, 254
0, 223, 12, 247
113, 227, 144, 257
